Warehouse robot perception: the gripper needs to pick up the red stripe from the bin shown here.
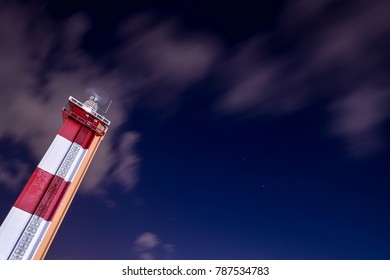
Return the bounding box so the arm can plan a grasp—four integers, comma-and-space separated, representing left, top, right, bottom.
46, 180, 70, 221
14, 120, 93, 219
13, 170, 70, 221
74, 125, 94, 149
59, 114, 96, 148
34, 176, 70, 221
14, 168, 54, 214
31, 125, 92, 220
58, 118, 82, 142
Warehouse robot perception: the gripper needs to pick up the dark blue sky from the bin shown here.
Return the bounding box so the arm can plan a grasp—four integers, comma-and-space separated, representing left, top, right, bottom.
0, 0, 389, 260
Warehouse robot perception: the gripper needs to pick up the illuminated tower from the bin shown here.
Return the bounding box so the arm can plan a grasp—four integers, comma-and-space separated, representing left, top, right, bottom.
0, 95, 110, 260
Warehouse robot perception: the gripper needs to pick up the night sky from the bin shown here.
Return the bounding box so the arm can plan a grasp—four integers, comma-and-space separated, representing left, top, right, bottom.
0, 0, 389, 260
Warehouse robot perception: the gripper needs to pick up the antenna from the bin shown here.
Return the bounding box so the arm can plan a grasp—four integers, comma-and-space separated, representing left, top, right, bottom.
104, 100, 112, 114
83, 87, 112, 115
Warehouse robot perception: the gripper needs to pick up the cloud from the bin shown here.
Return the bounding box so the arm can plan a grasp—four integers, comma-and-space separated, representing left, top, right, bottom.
0, 4, 220, 195
216, 0, 390, 155
0, 3, 131, 194
293, 0, 390, 154
134, 232, 160, 251
62, 12, 91, 51
133, 231, 175, 260
116, 13, 221, 109
138, 253, 154, 260
108, 132, 141, 192
1, 0, 388, 199
133, 232, 159, 259
0, 155, 31, 191
216, 38, 310, 117
329, 88, 389, 155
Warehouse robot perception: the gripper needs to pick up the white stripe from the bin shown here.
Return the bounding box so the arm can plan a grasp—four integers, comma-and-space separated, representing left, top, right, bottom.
63, 146, 88, 182
38, 135, 72, 175
7, 215, 51, 260
0, 207, 31, 259
24, 216, 51, 260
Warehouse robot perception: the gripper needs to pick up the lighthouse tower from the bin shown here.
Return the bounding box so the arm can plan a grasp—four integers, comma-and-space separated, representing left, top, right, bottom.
0, 95, 110, 260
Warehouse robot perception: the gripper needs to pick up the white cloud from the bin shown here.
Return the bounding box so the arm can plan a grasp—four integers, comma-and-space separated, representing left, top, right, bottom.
1, 0, 388, 200
108, 132, 141, 192
0, 3, 133, 194
139, 253, 154, 260
0, 157, 31, 191
134, 232, 160, 252
133, 231, 175, 260
216, 0, 390, 155
330, 88, 388, 155
216, 37, 311, 117
62, 12, 91, 51
116, 13, 221, 109
0, 4, 222, 196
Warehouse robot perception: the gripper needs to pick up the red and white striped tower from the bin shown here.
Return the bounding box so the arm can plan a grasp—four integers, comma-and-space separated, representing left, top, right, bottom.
0, 96, 110, 260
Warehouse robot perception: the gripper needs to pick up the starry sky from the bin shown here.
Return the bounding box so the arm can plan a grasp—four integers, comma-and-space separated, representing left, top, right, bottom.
0, 0, 389, 260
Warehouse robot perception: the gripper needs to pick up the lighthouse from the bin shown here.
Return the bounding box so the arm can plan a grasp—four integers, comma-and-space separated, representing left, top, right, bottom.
0, 95, 110, 260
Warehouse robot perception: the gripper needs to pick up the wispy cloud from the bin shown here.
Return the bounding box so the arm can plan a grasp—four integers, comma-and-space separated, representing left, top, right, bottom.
134, 232, 160, 250
216, 37, 311, 116
0, 0, 388, 195
0, 153, 31, 192
329, 88, 388, 155
108, 132, 141, 192
115, 12, 221, 109
216, 0, 390, 155
133, 232, 160, 260
0, 4, 221, 194
133, 231, 175, 260
0, 2, 128, 193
